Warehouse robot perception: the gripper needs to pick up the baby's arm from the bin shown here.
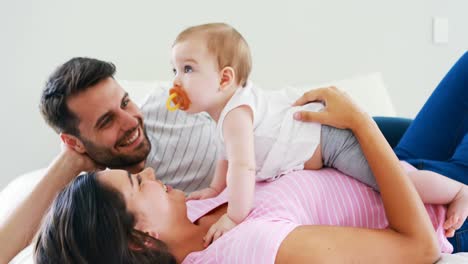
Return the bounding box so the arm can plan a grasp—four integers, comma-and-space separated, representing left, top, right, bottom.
223, 105, 256, 223
186, 160, 227, 200
203, 105, 256, 245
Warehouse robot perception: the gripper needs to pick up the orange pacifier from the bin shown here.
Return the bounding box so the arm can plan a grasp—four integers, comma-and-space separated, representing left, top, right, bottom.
166, 85, 191, 111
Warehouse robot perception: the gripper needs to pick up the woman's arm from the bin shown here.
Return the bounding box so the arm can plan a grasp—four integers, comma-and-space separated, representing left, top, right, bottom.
0, 145, 95, 263
275, 87, 440, 264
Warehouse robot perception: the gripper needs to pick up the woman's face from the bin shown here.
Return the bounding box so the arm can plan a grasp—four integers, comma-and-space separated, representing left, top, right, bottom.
97, 167, 186, 231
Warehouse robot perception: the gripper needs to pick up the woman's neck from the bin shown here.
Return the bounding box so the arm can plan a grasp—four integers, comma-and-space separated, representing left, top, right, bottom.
168, 203, 228, 262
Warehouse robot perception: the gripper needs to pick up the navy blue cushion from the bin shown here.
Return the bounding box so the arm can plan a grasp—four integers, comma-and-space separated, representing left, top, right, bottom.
373, 116, 413, 149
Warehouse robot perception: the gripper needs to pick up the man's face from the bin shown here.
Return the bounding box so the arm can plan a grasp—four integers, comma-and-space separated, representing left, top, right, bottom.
67, 78, 151, 169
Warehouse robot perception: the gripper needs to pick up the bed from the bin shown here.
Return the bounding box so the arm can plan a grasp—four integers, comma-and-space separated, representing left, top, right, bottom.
2, 73, 467, 263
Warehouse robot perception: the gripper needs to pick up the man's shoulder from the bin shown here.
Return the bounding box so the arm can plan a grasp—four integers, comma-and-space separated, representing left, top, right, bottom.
138, 84, 169, 112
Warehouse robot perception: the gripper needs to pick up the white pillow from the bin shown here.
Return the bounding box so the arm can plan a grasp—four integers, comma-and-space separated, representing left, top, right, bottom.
290, 72, 396, 117
117, 80, 171, 107
9, 245, 33, 264
119, 72, 395, 117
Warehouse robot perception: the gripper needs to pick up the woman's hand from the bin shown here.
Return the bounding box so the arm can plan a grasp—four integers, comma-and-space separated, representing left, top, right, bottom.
292, 86, 368, 131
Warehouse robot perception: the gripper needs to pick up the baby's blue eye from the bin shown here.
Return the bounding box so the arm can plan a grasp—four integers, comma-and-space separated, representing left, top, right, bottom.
184, 65, 193, 73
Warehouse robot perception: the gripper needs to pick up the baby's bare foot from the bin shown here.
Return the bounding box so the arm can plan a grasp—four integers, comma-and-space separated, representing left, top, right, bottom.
444, 185, 468, 237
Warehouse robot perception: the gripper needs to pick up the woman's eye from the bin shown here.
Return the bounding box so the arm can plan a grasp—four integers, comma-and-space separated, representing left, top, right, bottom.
184, 65, 193, 73
137, 175, 142, 186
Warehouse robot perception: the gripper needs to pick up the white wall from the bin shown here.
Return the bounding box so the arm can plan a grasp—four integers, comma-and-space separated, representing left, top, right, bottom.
0, 0, 467, 189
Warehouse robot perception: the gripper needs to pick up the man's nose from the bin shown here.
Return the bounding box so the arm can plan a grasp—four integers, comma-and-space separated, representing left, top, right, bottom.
119, 110, 138, 131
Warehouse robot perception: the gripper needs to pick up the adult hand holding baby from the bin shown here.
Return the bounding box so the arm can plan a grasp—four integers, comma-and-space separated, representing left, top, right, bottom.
292, 86, 369, 131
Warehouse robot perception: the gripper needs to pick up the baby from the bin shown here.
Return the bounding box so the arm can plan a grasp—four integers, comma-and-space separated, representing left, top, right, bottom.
168, 23, 468, 246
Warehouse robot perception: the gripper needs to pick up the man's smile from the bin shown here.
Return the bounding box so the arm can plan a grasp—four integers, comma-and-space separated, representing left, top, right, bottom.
116, 126, 142, 148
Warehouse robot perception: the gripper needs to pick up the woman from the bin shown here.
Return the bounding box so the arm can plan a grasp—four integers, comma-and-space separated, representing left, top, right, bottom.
34, 86, 445, 263
295, 51, 468, 251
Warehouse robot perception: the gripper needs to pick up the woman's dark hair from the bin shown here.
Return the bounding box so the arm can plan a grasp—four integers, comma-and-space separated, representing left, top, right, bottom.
34, 172, 176, 264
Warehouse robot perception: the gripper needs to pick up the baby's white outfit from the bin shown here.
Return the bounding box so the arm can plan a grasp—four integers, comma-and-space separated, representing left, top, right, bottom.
217, 82, 324, 181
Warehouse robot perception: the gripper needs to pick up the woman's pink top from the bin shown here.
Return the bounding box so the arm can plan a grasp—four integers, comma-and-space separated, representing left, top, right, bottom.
182, 162, 453, 264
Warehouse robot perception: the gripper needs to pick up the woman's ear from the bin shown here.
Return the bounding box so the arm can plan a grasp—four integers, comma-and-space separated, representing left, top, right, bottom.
145, 230, 160, 240
219, 66, 235, 91
129, 230, 161, 251
60, 133, 86, 154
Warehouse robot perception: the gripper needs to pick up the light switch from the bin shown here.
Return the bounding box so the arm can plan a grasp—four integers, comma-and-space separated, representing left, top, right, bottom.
433, 17, 449, 44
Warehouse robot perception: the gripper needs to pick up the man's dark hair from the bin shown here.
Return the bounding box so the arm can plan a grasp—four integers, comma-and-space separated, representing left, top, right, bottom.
40, 57, 116, 136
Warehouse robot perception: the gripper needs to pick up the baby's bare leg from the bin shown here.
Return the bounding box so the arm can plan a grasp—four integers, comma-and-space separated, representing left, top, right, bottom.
304, 143, 323, 170
408, 170, 468, 237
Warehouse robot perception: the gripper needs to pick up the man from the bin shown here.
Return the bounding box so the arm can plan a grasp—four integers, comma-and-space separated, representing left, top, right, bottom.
41, 57, 220, 191
0, 57, 220, 262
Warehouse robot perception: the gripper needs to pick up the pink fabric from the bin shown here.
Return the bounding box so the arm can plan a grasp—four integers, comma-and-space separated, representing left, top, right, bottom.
182, 162, 453, 264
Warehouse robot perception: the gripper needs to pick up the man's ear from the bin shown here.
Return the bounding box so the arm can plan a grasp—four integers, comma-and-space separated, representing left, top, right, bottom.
219, 66, 235, 91
60, 133, 86, 154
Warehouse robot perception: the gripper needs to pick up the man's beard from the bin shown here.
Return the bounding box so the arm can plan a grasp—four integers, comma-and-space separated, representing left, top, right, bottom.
80, 125, 151, 169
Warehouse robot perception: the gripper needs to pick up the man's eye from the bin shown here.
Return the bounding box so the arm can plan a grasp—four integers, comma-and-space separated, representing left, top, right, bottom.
100, 118, 112, 128
184, 65, 193, 73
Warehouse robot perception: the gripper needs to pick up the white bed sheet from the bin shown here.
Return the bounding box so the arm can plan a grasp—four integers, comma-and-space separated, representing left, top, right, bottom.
8, 244, 468, 264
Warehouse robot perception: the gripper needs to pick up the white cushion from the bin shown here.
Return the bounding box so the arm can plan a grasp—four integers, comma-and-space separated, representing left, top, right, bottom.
290, 72, 396, 117
119, 72, 395, 116
117, 80, 170, 107
0, 169, 45, 226
9, 245, 33, 264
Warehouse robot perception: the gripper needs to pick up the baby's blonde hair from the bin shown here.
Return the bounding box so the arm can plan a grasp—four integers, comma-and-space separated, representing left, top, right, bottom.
174, 23, 252, 87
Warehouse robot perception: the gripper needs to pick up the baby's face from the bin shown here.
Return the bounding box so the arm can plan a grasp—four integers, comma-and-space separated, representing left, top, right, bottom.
171, 37, 222, 114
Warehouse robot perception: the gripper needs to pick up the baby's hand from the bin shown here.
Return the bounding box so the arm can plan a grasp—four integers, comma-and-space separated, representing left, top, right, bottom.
203, 213, 237, 247
186, 187, 219, 201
